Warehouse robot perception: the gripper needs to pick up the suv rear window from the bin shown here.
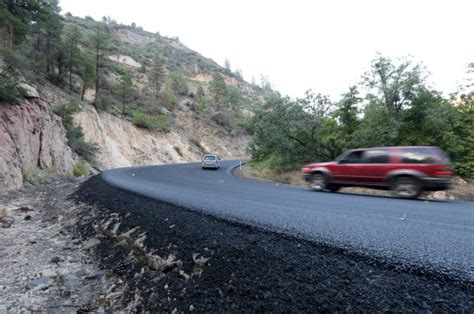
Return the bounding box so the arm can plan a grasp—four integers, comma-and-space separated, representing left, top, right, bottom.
400, 147, 441, 164
203, 155, 216, 161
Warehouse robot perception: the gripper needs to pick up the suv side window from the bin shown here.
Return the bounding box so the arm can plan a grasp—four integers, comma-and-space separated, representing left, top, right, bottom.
363, 149, 390, 164
401, 147, 438, 164
340, 150, 364, 164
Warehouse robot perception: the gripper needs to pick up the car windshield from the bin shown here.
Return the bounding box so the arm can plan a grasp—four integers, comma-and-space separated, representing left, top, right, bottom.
203, 156, 216, 161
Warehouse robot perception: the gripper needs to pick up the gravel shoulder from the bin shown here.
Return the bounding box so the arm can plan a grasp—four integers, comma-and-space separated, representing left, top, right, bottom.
70, 175, 473, 312
0, 179, 119, 312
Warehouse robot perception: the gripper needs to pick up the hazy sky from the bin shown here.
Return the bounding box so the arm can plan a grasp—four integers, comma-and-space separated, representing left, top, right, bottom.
59, 0, 473, 99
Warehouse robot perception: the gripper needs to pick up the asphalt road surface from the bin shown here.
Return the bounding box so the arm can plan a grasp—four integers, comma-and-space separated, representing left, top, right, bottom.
102, 160, 474, 281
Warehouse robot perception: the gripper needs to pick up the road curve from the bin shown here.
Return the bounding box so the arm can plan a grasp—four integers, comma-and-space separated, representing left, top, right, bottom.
101, 161, 474, 281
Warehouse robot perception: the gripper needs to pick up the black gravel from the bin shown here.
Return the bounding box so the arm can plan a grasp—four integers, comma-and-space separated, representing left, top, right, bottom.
72, 175, 473, 312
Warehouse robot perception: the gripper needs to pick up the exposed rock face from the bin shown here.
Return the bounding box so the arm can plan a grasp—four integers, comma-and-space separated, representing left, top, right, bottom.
0, 99, 75, 191
74, 105, 248, 170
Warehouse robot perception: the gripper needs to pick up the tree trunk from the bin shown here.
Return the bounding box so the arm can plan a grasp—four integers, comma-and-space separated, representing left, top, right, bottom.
69, 49, 73, 92
81, 83, 86, 101
1, 25, 13, 49
46, 34, 51, 75
94, 43, 100, 104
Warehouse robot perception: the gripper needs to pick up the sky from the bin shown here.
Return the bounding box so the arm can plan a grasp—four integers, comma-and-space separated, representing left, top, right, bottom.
59, 0, 473, 99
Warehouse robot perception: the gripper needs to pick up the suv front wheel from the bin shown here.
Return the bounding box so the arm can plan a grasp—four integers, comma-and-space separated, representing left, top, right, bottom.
309, 173, 327, 191
391, 176, 422, 199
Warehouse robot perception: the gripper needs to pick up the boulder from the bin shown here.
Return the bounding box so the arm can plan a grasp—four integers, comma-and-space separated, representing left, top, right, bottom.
83, 238, 101, 250
26, 276, 54, 291
453, 177, 468, 186
211, 111, 229, 127
18, 83, 40, 98
432, 191, 447, 200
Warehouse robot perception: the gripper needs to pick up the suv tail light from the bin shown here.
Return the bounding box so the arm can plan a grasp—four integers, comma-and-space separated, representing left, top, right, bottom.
435, 170, 452, 176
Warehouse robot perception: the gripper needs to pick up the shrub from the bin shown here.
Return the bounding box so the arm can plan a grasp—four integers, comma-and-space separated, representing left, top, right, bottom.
169, 71, 189, 95
174, 146, 183, 157
163, 87, 177, 110
73, 161, 89, 177
131, 110, 170, 132
54, 101, 99, 163
455, 160, 474, 177
95, 96, 111, 111
0, 71, 24, 103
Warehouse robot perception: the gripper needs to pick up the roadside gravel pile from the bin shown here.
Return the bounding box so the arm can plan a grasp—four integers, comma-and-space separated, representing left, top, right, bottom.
72, 175, 473, 312
0, 180, 120, 312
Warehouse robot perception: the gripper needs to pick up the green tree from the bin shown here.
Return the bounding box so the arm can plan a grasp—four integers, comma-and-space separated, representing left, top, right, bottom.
0, 69, 24, 103
54, 100, 98, 162
358, 54, 427, 146
0, 0, 42, 48
363, 54, 425, 114
35, 0, 63, 77
63, 25, 81, 92
117, 68, 134, 115
163, 85, 177, 110
80, 55, 95, 101
454, 94, 474, 175
247, 91, 336, 171
149, 55, 165, 96
196, 84, 207, 111
225, 85, 243, 110
169, 70, 188, 95
336, 86, 360, 137
89, 22, 111, 106
209, 73, 227, 105
224, 59, 231, 73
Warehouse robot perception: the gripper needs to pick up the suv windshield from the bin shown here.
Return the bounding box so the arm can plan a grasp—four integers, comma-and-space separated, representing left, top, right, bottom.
339, 150, 364, 164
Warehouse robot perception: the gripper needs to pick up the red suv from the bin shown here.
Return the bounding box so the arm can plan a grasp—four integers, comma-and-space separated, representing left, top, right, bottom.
302, 146, 452, 198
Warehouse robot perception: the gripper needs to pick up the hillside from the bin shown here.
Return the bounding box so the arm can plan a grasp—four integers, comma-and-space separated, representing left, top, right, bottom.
0, 5, 270, 191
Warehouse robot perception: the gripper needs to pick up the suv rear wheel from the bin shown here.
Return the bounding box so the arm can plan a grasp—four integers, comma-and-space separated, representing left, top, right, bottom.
309, 173, 327, 191
391, 176, 422, 199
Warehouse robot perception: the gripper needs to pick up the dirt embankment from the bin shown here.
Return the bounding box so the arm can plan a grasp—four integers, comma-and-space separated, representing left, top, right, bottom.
236, 164, 474, 201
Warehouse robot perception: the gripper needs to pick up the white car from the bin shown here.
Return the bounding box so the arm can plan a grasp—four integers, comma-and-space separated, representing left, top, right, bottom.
202, 154, 221, 169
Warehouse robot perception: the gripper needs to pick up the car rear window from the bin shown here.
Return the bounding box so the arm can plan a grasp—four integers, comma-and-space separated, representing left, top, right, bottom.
203, 155, 216, 161
363, 150, 390, 164
400, 147, 443, 164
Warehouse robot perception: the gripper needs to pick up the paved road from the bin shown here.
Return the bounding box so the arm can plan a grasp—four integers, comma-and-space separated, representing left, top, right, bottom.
102, 161, 474, 281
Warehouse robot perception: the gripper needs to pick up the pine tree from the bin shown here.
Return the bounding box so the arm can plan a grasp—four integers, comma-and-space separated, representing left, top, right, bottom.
149, 55, 165, 97
64, 25, 82, 92
36, 0, 63, 76
209, 73, 227, 105
118, 69, 134, 115
90, 22, 111, 106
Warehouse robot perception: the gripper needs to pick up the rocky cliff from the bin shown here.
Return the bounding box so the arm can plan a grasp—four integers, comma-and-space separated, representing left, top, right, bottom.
0, 96, 76, 191
74, 104, 248, 170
